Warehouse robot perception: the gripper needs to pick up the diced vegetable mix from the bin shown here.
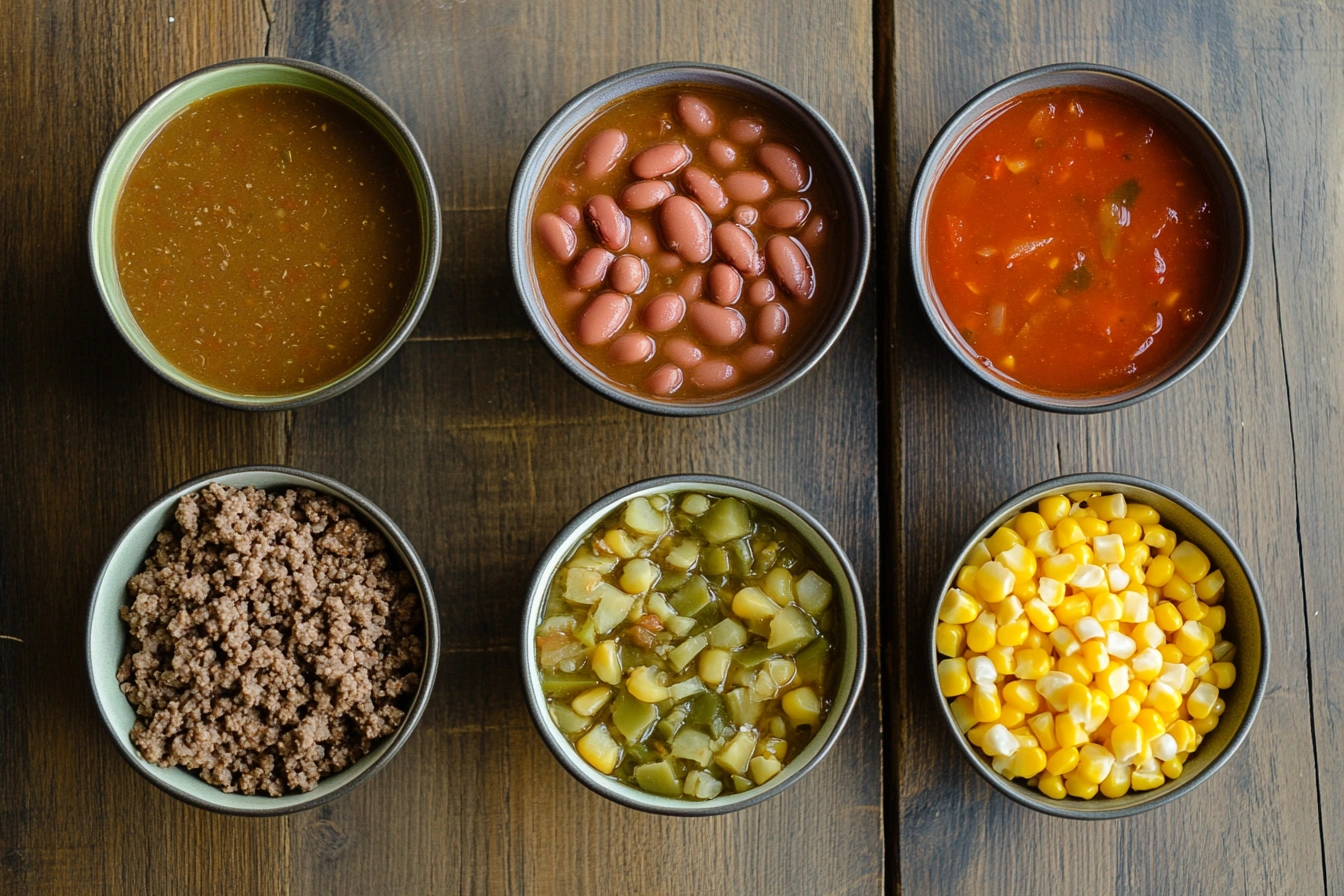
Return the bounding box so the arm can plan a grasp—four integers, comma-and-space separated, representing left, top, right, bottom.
536, 492, 840, 800
938, 491, 1238, 800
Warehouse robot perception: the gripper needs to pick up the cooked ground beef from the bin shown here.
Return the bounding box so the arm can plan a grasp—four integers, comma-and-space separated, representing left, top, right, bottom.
116, 483, 424, 796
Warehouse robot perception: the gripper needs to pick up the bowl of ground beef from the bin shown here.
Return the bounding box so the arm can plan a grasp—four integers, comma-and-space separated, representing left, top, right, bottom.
86, 466, 440, 815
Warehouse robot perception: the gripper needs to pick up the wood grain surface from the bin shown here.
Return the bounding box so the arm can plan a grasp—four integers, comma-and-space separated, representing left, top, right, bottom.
3, 0, 1341, 892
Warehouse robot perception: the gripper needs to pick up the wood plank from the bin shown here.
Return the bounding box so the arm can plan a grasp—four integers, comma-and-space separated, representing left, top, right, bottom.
1245, 0, 1344, 886
888, 1, 1326, 892
271, 1, 883, 892
0, 2, 291, 895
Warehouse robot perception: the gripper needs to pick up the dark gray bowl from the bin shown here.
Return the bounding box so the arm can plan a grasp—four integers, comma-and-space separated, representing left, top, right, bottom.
508, 62, 871, 416
908, 63, 1252, 413
931, 473, 1269, 819
87, 465, 441, 815
521, 474, 867, 814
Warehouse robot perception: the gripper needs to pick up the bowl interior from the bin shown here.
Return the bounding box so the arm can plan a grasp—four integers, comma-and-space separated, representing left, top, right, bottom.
909, 65, 1251, 411
933, 476, 1267, 818
522, 477, 866, 813
89, 468, 438, 814
510, 63, 871, 415
89, 60, 440, 409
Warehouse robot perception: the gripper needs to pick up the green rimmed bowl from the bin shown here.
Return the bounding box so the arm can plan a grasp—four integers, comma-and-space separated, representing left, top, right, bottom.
88, 58, 441, 410
87, 465, 441, 815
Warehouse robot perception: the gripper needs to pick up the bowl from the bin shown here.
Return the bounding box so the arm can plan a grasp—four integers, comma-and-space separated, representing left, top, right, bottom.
508, 62, 871, 416
87, 465, 441, 815
908, 63, 1252, 413
521, 474, 867, 814
88, 58, 442, 411
931, 473, 1269, 818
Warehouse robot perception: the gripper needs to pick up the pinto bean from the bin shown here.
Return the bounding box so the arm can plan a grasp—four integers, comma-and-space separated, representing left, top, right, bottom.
641, 292, 686, 332
645, 363, 684, 396
801, 212, 828, 250
722, 170, 774, 203
659, 196, 712, 263
558, 203, 583, 227
631, 142, 692, 179
675, 95, 717, 136
757, 143, 810, 191
733, 206, 758, 226
609, 254, 650, 294
663, 337, 704, 367
740, 344, 778, 374
763, 198, 811, 230
708, 139, 738, 168
576, 291, 632, 345
727, 118, 764, 144
681, 167, 728, 214
609, 332, 655, 364
535, 212, 577, 262
678, 272, 705, 299
754, 302, 790, 343
746, 278, 777, 306
708, 263, 743, 306
628, 219, 658, 255
619, 180, 675, 212
686, 301, 746, 346
765, 235, 815, 301
712, 222, 764, 276
582, 128, 628, 179
691, 359, 740, 390
585, 194, 630, 251
570, 247, 615, 289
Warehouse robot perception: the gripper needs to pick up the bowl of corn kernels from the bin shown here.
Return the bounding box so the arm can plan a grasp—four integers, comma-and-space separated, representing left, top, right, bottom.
931, 473, 1269, 818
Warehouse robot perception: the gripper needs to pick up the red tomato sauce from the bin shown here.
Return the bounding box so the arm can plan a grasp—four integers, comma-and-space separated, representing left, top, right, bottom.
925, 88, 1225, 397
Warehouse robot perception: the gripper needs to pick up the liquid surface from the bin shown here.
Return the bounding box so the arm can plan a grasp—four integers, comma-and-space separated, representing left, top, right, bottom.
926, 88, 1225, 396
114, 84, 421, 396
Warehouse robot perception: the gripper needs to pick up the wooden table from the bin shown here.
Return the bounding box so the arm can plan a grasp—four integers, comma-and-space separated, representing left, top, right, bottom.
0, 0, 1337, 893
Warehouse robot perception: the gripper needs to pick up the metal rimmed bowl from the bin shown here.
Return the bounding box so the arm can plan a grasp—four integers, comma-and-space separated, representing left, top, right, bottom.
508, 62, 871, 416
88, 58, 442, 411
908, 63, 1252, 413
931, 473, 1268, 819
521, 474, 867, 815
87, 465, 440, 815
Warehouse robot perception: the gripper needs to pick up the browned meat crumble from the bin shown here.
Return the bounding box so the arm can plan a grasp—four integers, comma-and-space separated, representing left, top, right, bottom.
117, 483, 423, 796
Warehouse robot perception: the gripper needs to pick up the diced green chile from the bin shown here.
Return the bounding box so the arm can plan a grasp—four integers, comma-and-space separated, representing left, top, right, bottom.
696, 497, 753, 544
670, 575, 713, 616
540, 670, 598, 695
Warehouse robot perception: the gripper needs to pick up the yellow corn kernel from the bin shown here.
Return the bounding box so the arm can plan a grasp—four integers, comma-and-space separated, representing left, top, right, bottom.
1087, 689, 1112, 730
1055, 713, 1088, 749
938, 658, 971, 697
995, 595, 1025, 625
1160, 757, 1184, 780
1178, 597, 1209, 622
1096, 662, 1131, 699
1175, 620, 1214, 657
1190, 713, 1219, 735
1154, 602, 1183, 633
1131, 762, 1165, 791
1170, 541, 1211, 584
571, 685, 613, 717
972, 685, 1002, 723
1145, 554, 1176, 588
1065, 774, 1100, 799
1188, 654, 1212, 678
1132, 620, 1164, 650
1014, 578, 1039, 602
592, 640, 623, 685
1056, 594, 1092, 627
627, 666, 670, 703
1007, 746, 1048, 780
1125, 503, 1160, 525
1064, 681, 1092, 717
1158, 643, 1184, 664
1100, 761, 1132, 798
1015, 511, 1050, 540
1039, 495, 1071, 527
975, 561, 1016, 604
1093, 718, 1115, 744
1212, 640, 1237, 663
1054, 517, 1086, 549
1093, 534, 1125, 565
1027, 529, 1061, 559
576, 723, 622, 774
1075, 742, 1116, 785
699, 648, 731, 686
1092, 591, 1123, 622
966, 611, 998, 653
1121, 560, 1147, 588
1040, 553, 1079, 584
1109, 693, 1141, 726
1064, 542, 1095, 567
1068, 489, 1101, 503
1023, 626, 1049, 650
1168, 719, 1197, 753
1124, 541, 1152, 566
1162, 575, 1195, 603
1004, 680, 1041, 714
967, 540, 993, 567
1144, 525, 1176, 554
1047, 745, 1080, 775
1013, 647, 1051, 680
1135, 708, 1167, 740
1028, 711, 1058, 751
997, 544, 1038, 582
998, 705, 1027, 729
986, 644, 1016, 675
997, 617, 1030, 647
1090, 493, 1127, 521
1024, 599, 1059, 634
1038, 772, 1068, 799
1109, 517, 1143, 544
955, 565, 980, 596
1081, 640, 1110, 674
986, 526, 1025, 557
1078, 517, 1108, 540
1127, 679, 1150, 702
1058, 655, 1093, 685
936, 622, 966, 658
1187, 681, 1219, 719
950, 694, 976, 733
938, 588, 982, 625
1204, 605, 1226, 633
1145, 681, 1182, 714
1210, 662, 1236, 689
966, 722, 993, 747
1195, 569, 1226, 604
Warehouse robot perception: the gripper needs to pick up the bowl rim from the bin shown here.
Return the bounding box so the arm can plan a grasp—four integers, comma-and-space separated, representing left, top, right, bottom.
929, 472, 1271, 819
507, 61, 872, 417
87, 56, 443, 412
519, 473, 869, 815
86, 464, 442, 816
907, 62, 1254, 414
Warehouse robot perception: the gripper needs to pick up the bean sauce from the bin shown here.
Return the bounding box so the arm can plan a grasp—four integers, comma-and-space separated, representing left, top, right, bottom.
531, 84, 843, 401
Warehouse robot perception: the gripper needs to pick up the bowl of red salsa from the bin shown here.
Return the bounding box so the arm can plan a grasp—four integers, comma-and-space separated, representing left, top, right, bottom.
909, 63, 1252, 412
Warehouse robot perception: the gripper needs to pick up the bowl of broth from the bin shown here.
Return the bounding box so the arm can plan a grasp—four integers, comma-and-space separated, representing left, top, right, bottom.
89, 58, 441, 410
909, 64, 1252, 413
509, 63, 871, 416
